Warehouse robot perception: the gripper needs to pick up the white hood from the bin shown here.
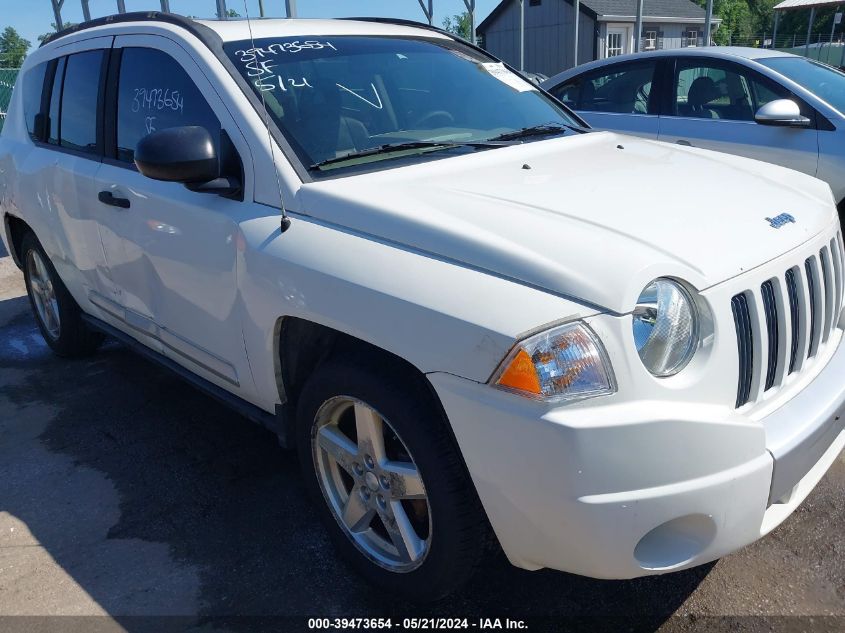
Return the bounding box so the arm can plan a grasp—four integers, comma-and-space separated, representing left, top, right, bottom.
297, 132, 837, 314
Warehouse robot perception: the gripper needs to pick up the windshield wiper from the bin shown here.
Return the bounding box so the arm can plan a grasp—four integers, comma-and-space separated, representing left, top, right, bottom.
486, 124, 571, 142
309, 140, 503, 170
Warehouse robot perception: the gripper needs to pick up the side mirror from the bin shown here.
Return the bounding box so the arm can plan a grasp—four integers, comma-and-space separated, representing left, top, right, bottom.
754, 99, 811, 127
135, 126, 240, 195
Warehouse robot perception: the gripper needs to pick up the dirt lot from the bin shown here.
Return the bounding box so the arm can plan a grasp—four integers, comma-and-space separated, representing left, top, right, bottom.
1, 245, 843, 633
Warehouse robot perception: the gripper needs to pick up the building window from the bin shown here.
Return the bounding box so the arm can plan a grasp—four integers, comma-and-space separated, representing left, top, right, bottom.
606, 32, 624, 57
644, 30, 657, 50
684, 30, 699, 47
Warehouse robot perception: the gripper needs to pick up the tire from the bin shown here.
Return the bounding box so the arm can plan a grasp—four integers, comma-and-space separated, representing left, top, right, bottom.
21, 231, 104, 357
296, 355, 488, 602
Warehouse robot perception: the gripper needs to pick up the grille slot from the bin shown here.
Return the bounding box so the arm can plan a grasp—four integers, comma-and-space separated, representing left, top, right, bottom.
731, 232, 843, 409
761, 281, 779, 391
732, 293, 754, 408
785, 269, 801, 375
805, 257, 819, 358
820, 247, 834, 343
832, 235, 844, 325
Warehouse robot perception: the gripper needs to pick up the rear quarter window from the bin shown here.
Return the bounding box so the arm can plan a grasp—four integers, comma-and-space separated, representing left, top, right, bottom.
22, 62, 48, 141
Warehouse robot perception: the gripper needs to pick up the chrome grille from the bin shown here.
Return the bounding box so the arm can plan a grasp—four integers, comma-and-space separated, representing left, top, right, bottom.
732, 232, 845, 409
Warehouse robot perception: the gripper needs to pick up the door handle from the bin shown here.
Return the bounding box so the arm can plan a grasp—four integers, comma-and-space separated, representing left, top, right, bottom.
675, 140, 693, 146
98, 191, 130, 209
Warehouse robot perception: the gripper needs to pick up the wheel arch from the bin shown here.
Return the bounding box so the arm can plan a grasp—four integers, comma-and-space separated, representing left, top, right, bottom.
276, 315, 439, 417
3, 213, 31, 269
275, 317, 475, 474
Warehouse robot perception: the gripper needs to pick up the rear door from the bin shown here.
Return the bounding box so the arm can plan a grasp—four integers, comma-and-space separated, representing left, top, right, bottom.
547, 59, 660, 139
92, 34, 255, 395
657, 56, 819, 177
20, 38, 114, 307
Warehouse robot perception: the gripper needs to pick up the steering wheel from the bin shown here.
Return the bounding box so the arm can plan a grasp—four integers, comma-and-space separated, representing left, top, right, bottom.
412, 110, 455, 129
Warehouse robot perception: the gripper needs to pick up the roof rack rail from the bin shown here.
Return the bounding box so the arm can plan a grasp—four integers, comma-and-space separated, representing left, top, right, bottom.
338, 17, 485, 54
339, 16, 444, 33
39, 10, 204, 47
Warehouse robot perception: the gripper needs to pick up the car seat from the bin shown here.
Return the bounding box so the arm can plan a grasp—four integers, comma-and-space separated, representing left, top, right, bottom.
681, 76, 720, 119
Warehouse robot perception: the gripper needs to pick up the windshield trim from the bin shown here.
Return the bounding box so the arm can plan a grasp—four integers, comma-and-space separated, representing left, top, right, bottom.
220, 34, 587, 182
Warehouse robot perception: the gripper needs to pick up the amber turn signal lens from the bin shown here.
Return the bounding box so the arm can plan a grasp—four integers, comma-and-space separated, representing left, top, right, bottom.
491, 322, 615, 403
497, 348, 542, 395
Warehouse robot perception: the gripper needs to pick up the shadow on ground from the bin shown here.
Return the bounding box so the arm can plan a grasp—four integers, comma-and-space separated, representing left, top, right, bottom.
0, 296, 710, 632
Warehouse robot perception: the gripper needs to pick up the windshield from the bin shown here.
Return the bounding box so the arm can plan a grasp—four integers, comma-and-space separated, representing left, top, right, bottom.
758, 56, 845, 115
224, 36, 581, 173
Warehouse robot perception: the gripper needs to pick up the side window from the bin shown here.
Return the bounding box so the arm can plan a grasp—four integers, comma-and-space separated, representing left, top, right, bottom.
673, 62, 784, 122
550, 79, 580, 110
747, 75, 790, 112
116, 47, 221, 163
22, 62, 48, 142
60, 50, 104, 153
47, 57, 65, 145
579, 61, 656, 114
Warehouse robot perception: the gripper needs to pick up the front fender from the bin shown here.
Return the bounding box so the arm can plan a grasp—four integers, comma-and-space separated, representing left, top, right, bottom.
237, 212, 597, 413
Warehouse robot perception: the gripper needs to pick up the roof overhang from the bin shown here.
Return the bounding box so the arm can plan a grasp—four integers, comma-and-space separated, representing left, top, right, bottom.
597, 15, 722, 23
774, 0, 842, 10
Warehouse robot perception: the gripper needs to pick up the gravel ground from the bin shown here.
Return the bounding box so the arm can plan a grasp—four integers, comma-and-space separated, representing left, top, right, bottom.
0, 248, 843, 633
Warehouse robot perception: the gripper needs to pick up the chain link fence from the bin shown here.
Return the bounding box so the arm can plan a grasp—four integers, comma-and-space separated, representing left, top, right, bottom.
0, 69, 20, 133
719, 34, 845, 68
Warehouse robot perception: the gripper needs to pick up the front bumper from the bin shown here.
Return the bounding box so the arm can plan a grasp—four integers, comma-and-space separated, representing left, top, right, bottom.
429, 333, 845, 579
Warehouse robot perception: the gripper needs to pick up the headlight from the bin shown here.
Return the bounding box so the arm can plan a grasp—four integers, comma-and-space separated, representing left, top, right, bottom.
632, 278, 699, 377
491, 322, 615, 402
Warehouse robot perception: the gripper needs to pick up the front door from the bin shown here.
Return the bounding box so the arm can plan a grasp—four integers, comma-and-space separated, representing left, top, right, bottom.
606, 28, 629, 58
657, 57, 819, 178
93, 34, 255, 396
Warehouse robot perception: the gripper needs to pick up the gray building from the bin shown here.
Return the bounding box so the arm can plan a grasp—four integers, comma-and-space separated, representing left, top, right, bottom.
477, 0, 721, 77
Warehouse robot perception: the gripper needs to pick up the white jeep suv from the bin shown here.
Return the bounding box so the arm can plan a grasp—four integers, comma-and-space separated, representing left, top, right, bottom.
2, 13, 844, 601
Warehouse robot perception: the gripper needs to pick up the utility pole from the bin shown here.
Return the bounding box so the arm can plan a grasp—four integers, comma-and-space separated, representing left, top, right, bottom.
704, 0, 713, 45
634, 0, 644, 52
805, 6, 815, 56
573, 0, 579, 66
417, 0, 433, 25
286, 0, 297, 18
463, 0, 476, 44
258, 0, 265, 17
772, 10, 780, 48
520, 0, 525, 70
50, 0, 64, 28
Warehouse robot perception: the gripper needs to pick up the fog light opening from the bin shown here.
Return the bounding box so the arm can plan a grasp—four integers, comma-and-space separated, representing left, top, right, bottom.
634, 514, 717, 571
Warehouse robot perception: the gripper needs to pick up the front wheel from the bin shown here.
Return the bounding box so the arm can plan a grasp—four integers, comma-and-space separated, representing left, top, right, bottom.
296, 356, 488, 602
21, 232, 103, 357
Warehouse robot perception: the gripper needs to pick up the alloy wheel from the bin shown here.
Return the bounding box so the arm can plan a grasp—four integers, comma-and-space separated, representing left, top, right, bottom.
26, 249, 61, 340
312, 396, 432, 572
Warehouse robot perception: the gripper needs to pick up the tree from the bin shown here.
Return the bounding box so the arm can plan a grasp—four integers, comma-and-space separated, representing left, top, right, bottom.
226, 9, 241, 18
0, 26, 30, 68
38, 22, 77, 44
442, 12, 472, 40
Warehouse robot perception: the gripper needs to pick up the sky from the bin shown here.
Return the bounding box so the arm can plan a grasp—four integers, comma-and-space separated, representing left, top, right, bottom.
2, 0, 500, 49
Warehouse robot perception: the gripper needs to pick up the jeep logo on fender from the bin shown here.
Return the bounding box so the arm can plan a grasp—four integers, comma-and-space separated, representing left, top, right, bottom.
765, 213, 797, 228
